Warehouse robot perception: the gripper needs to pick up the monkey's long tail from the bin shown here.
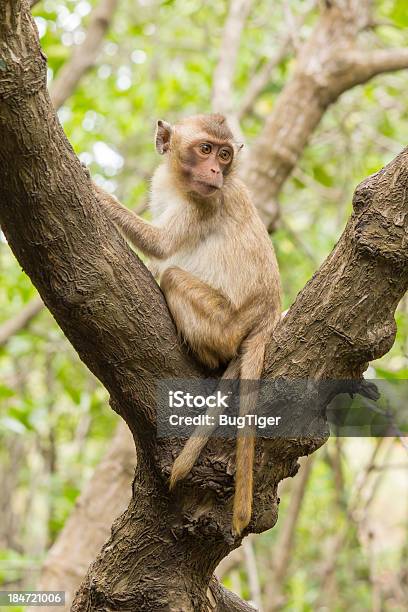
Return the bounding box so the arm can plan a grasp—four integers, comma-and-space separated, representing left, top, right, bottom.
169, 357, 241, 490
232, 336, 266, 536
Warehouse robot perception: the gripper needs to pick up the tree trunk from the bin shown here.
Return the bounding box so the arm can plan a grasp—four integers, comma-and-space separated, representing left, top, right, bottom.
1, 2, 407, 610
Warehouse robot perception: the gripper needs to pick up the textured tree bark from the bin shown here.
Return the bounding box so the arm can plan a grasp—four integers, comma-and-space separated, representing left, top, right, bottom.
7, 0, 408, 341
244, 0, 408, 229
1, 2, 408, 610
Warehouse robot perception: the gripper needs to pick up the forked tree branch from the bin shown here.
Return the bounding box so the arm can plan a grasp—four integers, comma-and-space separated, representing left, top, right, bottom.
1, 1, 408, 610
9, 0, 408, 344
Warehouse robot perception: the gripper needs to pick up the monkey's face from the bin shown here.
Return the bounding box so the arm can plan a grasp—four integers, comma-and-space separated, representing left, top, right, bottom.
178, 140, 234, 197
155, 115, 237, 198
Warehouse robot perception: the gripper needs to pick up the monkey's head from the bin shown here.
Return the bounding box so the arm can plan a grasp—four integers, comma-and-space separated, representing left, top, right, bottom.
155, 114, 241, 198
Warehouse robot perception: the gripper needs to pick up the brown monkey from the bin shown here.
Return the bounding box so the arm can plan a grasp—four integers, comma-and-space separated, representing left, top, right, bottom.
94, 114, 281, 535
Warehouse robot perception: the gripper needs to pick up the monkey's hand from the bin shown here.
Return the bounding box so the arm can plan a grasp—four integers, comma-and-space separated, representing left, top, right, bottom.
92, 183, 123, 217
93, 182, 112, 202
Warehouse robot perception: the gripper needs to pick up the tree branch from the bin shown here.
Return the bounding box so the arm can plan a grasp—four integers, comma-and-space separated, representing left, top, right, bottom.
50, 0, 119, 109
243, 1, 408, 229
345, 48, 408, 87
0, 296, 44, 347
75, 148, 408, 608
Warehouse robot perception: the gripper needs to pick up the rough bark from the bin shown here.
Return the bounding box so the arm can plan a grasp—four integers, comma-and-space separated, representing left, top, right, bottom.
8, 0, 408, 345
1, 2, 408, 610
244, 0, 408, 229
27, 0, 408, 595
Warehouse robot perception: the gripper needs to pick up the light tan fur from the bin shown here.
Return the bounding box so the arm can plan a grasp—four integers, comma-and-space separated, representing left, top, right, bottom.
94, 114, 281, 535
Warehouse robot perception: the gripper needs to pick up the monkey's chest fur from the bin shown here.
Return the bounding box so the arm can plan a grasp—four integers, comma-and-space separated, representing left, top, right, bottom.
153, 241, 252, 306
148, 173, 278, 308
150, 219, 273, 308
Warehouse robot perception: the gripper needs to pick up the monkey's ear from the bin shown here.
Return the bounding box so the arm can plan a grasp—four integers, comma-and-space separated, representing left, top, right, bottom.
155, 120, 172, 154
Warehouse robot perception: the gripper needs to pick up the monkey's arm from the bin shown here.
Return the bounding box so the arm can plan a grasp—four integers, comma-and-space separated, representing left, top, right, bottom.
94, 185, 178, 260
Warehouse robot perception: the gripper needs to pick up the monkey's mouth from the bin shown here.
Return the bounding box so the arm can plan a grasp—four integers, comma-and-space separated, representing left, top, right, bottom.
192, 179, 221, 196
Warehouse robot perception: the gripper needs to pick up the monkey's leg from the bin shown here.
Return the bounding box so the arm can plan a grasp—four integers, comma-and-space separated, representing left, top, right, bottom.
162, 266, 250, 488
169, 357, 241, 489
161, 266, 248, 369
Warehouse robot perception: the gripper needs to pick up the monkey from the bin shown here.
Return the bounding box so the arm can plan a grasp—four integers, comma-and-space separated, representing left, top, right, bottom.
93, 113, 282, 535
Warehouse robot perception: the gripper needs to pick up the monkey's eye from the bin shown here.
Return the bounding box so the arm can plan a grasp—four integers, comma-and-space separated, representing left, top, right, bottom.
199, 143, 212, 155
219, 148, 232, 162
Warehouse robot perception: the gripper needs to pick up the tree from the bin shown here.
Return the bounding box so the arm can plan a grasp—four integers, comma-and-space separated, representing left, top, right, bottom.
243, 0, 408, 228
1, 1, 408, 610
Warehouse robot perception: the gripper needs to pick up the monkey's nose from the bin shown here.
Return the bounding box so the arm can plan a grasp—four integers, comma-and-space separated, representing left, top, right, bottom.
210, 167, 220, 174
